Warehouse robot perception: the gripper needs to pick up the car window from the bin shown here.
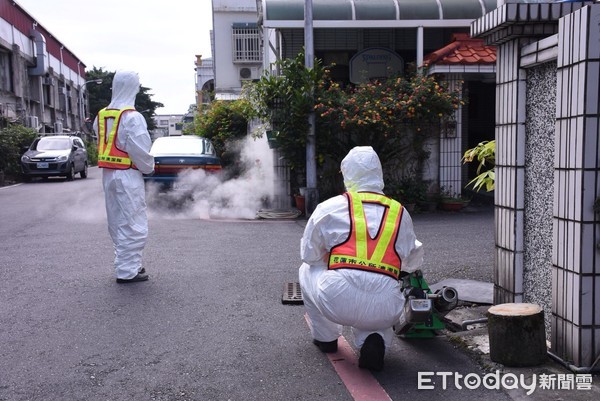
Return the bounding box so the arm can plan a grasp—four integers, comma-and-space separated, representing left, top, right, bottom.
36, 137, 71, 151
204, 140, 215, 156
74, 138, 84, 148
151, 137, 207, 156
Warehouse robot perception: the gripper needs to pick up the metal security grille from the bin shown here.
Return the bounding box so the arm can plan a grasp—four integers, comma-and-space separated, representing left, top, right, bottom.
232, 27, 262, 63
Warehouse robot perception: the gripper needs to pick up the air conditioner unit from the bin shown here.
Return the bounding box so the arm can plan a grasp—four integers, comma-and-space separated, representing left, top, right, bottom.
25, 115, 39, 128
43, 77, 54, 86
239, 66, 260, 81
54, 122, 63, 133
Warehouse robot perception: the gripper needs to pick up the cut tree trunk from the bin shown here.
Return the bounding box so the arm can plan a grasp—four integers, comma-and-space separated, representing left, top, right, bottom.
487, 303, 547, 366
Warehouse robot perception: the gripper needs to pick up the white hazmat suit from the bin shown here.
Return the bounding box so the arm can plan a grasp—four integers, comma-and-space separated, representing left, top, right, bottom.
299, 146, 423, 351
93, 71, 155, 280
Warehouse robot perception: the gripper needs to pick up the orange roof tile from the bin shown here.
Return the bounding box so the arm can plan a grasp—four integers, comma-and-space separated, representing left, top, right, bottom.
423, 33, 496, 66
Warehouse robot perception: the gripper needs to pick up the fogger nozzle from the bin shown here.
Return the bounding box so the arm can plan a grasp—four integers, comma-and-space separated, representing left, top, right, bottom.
433, 286, 458, 315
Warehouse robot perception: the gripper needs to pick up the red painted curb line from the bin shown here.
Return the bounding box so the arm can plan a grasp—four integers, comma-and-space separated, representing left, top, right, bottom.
304, 314, 392, 401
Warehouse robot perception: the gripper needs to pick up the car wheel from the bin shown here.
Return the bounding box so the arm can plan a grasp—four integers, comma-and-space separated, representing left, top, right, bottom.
66, 164, 75, 181
80, 162, 88, 179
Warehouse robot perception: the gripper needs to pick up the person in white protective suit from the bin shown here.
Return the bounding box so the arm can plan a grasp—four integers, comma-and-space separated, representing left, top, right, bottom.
299, 146, 423, 371
93, 70, 155, 283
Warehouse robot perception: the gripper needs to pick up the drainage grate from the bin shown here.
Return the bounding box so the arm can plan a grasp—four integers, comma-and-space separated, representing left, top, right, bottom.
282, 282, 303, 304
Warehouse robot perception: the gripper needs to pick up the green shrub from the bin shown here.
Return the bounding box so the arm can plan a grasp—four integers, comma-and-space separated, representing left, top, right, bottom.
0, 124, 38, 180
84, 139, 98, 166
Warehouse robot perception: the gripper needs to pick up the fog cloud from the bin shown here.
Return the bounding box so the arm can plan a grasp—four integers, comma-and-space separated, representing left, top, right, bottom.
146, 134, 275, 220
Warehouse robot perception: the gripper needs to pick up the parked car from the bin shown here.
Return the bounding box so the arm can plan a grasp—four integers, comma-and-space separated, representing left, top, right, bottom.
144, 135, 222, 191
21, 135, 88, 181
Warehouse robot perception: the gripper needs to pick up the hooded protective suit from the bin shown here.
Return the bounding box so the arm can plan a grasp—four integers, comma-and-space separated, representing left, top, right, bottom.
299, 146, 423, 348
93, 71, 155, 280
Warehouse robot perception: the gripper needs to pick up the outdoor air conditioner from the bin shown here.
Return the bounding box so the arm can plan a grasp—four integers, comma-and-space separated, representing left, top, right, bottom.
25, 115, 39, 128
54, 122, 63, 133
43, 77, 54, 86
239, 66, 260, 81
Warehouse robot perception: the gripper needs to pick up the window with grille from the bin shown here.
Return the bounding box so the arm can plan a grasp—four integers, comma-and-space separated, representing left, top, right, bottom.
0, 50, 12, 92
232, 23, 261, 63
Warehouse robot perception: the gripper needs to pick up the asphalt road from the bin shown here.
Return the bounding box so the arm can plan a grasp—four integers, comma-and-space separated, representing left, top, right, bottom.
0, 167, 511, 401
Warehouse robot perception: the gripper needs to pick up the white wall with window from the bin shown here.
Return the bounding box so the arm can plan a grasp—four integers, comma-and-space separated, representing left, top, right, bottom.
212, 0, 262, 100
152, 114, 185, 139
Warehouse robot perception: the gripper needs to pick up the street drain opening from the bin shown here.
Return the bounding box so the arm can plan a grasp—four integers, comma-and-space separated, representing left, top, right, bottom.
282, 282, 303, 304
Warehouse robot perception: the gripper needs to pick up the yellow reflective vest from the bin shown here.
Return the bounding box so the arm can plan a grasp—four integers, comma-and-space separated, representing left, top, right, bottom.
97, 107, 136, 169
328, 192, 404, 280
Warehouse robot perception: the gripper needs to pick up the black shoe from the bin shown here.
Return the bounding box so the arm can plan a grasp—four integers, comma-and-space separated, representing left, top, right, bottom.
359, 333, 385, 371
138, 268, 146, 275
116, 273, 149, 284
313, 339, 338, 353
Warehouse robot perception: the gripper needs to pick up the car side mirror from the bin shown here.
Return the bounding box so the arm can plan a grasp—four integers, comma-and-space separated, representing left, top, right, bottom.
21, 146, 29, 153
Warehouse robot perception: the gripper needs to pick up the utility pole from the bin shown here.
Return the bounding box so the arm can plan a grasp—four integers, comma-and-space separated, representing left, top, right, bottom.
304, 0, 318, 215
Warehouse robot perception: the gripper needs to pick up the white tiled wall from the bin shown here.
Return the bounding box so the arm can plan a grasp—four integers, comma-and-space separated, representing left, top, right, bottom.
551, 5, 600, 367
479, 2, 600, 368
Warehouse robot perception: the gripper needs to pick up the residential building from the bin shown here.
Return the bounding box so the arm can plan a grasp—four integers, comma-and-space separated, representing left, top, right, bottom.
152, 114, 186, 139
195, 55, 214, 110
0, 0, 90, 135
255, 0, 497, 196
205, 0, 501, 209
212, 0, 263, 100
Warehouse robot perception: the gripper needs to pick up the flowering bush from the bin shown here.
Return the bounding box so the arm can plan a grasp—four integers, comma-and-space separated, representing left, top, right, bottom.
246, 55, 464, 196
315, 71, 463, 183
316, 73, 462, 148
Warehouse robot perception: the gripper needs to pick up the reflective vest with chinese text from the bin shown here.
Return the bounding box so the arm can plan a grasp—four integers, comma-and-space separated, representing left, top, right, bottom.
97, 107, 135, 169
328, 192, 403, 280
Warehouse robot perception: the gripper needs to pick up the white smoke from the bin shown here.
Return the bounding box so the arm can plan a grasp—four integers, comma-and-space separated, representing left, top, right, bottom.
146, 134, 275, 220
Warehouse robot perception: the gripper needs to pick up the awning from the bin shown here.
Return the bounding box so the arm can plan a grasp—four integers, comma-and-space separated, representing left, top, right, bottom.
259, 0, 498, 28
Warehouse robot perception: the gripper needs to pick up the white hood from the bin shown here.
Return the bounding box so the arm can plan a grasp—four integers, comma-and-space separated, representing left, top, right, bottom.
108, 70, 140, 109
340, 146, 384, 193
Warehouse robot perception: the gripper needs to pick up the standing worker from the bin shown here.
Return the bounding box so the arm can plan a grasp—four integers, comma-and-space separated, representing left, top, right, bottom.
94, 70, 155, 283
299, 146, 424, 371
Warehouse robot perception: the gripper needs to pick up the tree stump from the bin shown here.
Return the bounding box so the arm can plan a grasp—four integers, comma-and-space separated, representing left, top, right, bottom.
487, 303, 547, 366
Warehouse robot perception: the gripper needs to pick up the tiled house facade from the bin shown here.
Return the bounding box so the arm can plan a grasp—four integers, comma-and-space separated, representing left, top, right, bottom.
473, 0, 600, 370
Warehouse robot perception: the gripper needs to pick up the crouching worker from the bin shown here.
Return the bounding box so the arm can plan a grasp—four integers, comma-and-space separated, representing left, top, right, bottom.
299, 146, 423, 371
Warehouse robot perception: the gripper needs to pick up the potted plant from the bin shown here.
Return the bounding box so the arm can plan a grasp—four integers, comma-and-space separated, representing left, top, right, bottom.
439, 186, 470, 211
294, 186, 307, 215
389, 176, 427, 213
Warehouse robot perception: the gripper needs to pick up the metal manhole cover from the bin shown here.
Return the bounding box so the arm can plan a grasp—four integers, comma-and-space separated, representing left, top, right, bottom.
282, 282, 303, 304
